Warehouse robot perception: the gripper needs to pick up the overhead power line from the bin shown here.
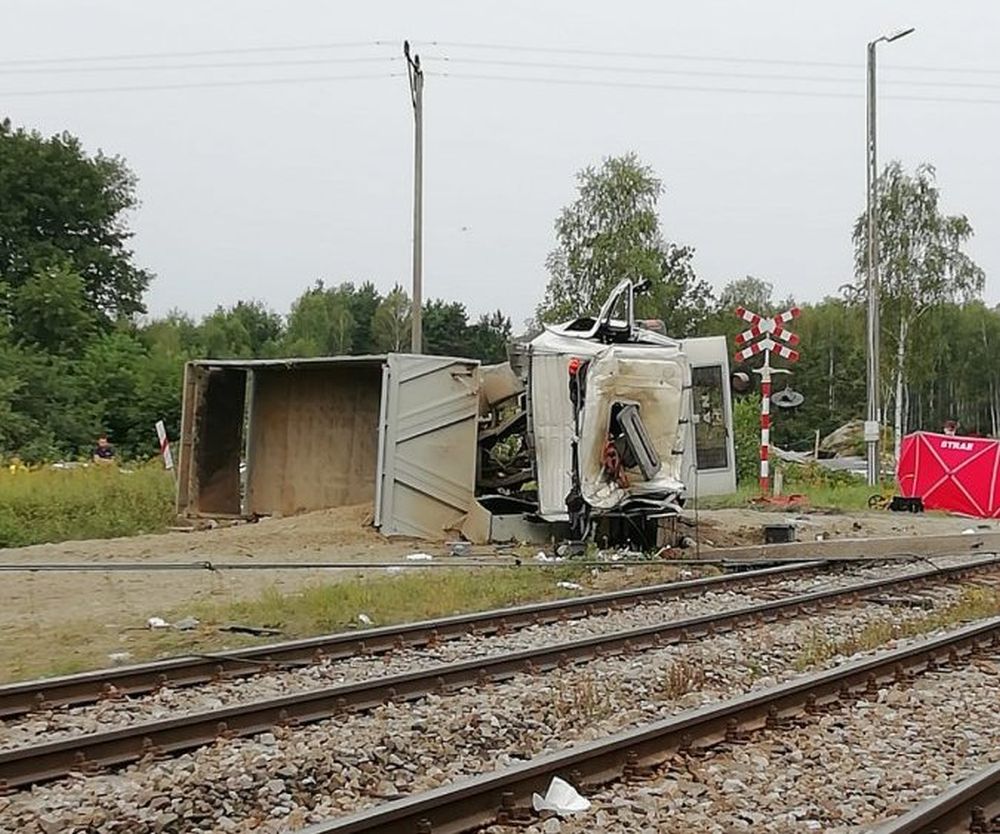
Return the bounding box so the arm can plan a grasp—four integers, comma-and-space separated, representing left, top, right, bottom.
427, 71, 1000, 105
425, 55, 859, 84
416, 40, 858, 69
415, 40, 1000, 77
7, 38, 1000, 78
424, 56, 1000, 92
0, 56, 400, 76
0, 72, 402, 97
0, 40, 393, 67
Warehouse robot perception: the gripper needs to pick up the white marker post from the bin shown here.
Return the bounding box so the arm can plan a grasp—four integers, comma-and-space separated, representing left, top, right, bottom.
155, 420, 175, 472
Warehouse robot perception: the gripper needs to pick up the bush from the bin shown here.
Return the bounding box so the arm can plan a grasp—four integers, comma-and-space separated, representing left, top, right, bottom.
733, 394, 762, 485
0, 463, 175, 547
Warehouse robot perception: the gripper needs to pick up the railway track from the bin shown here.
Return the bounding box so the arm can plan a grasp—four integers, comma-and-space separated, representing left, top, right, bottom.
873, 760, 1000, 834
0, 560, 823, 719
1, 553, 996, 793
298, 616, 1000, 834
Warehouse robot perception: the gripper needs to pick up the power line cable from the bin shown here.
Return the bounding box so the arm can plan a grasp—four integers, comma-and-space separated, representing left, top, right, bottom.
0, 56, 401, 76
415, 40, 1000, 77
0, 40, 394, 67
417, 40, 858, 69
428, 70, 1000, 105
7, 37, 1000, 78
425, 55, 1000, 92
0, 72, 403, 97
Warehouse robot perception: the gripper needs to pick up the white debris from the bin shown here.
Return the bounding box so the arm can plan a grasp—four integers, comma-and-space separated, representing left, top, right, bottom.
405, 553, 434, 561
532, 776, 591, 816
357, 613, 373, 626
556, 581, 583, 591
146, 616, 170, 630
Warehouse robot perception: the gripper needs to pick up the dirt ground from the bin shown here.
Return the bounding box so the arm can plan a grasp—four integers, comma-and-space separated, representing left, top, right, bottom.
1, 503, 997, 682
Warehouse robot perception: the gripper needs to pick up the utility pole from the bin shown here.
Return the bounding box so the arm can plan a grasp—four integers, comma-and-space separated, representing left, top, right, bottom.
865, 27, 914, 487
865, 38, 880, 487
404, 40, 423, 353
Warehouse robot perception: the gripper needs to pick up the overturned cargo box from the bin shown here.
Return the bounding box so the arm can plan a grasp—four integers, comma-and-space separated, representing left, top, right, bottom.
176, 354, 481, 539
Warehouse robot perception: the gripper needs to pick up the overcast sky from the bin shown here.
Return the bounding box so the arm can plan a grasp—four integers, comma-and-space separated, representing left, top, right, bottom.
4, 1, 1000, 327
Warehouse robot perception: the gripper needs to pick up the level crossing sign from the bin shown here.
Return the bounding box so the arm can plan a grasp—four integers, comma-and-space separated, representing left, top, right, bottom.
732, 306, 801, 495
733, 306, 801, 362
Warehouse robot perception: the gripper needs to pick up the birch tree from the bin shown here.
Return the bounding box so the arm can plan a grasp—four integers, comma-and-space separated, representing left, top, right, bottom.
537, 153, 665, 323
853, 162, 984, 459
372, 284, 412, 352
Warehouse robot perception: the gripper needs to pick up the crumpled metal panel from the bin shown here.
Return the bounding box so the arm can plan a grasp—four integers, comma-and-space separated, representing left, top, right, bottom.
578, 348, 686, 510
375, 354, 481, 538
529, 333, 687, 520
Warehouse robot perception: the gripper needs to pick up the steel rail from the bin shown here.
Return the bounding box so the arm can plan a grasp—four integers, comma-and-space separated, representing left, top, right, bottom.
0, 560, 824, 719
0, 555, 996, 791
299, 617, 1000, 834
872, 759, 1000, 834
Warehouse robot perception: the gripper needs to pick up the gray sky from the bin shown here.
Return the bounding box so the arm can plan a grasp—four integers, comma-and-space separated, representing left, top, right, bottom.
4, 1, 1000, 327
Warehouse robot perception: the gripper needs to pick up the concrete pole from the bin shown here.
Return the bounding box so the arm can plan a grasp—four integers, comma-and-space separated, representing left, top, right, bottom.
404, 41, 424, 353
865, 39, 880, 486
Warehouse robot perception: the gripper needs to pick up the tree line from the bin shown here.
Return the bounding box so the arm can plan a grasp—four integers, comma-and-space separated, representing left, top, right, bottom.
1, 119, 994, 464
0, 120, 509, 461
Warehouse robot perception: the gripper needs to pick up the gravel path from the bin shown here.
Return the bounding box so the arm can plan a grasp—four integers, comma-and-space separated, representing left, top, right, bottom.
488, 659, 1000, 834
0, 572, 987, 834
0, 556, 983, 754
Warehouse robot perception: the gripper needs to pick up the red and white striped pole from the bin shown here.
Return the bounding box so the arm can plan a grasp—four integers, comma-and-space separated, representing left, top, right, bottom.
734, 305, 801, 498
155, 420, 175, 473
759, 352, 771, 495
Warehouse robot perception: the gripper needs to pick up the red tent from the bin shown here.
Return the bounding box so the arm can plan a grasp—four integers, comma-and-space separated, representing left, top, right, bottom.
896, 431, 1000, 518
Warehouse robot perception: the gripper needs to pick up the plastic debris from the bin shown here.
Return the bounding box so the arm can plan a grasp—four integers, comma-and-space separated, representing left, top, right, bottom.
556, 580, 583, 591
173, 616, 200, 631
534, 552, 563, 562
405, 553, 434, 561
146, 616, 170, 630
447, 541, 472, 557
961, 528, 977, 535
532, 776, 590, 816
357, 613, 373, 625
107, 652, 132, 664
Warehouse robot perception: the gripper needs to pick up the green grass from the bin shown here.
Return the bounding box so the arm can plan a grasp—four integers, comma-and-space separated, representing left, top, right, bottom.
695, 480, 881, 513
0, 463, 176, 548
792, 584, 1000, 670
184, 564, 685, 636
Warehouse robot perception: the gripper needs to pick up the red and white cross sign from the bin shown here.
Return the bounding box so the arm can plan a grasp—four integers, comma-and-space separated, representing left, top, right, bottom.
733, 306, 801, 363
732, 305, 802, 495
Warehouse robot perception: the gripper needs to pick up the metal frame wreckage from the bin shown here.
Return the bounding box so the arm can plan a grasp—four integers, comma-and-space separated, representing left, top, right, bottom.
175, 280, 736, 548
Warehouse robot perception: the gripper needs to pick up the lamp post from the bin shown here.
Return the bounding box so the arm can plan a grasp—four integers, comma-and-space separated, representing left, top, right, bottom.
865, 26, 914, 486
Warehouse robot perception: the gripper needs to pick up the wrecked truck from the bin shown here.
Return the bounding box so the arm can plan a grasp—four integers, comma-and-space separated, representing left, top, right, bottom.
175, 280, 735, 547
471, 278, 734, 548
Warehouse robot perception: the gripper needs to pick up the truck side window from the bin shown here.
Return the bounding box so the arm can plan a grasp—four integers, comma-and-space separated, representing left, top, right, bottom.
691, 365, 729, 470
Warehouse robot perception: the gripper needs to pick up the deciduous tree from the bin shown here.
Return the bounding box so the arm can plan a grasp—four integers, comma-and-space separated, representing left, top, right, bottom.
853, 162, 984, 457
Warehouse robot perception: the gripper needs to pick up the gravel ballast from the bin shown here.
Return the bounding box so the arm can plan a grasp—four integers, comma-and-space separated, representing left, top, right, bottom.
0, 570, 992, 834
486, 659, 1000, 834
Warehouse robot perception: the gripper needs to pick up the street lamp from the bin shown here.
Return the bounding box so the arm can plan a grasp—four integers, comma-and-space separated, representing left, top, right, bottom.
865, 26, 914, 487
